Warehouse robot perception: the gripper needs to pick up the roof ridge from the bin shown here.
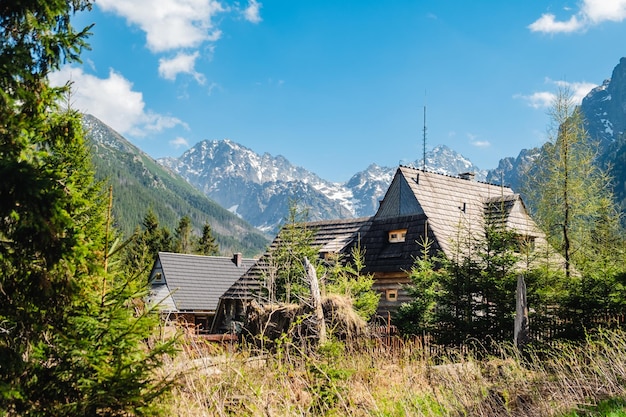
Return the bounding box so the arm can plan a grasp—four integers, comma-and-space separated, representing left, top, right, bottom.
158, 251, 256, 260
298, 216, 374, 226
397, 164, 509, 188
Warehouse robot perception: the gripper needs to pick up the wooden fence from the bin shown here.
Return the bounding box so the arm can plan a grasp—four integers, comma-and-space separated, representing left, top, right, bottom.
369, 312, 626, 356
528, 312, 626, 343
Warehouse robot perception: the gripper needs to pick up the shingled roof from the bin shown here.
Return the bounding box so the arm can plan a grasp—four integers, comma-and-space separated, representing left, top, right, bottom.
149, 252, 256, 312
221, 217, 373, 301
376, 166, 544, 259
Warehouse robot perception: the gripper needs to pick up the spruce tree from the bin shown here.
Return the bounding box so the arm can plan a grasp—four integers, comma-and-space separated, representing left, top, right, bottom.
395, 211, 520, 345
195, 222, 219, 256
174, 215, 193, 254
0, 2, 175, 415
125, 209, 173, 274
325, 242, 380, 321
265, 201, 320, 303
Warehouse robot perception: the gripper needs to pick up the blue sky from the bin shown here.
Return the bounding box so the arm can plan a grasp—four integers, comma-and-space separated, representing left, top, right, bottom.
51, 1, 626, 182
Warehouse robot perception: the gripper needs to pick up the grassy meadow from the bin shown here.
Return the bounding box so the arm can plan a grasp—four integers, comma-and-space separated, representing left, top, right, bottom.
157, 329, 626, 416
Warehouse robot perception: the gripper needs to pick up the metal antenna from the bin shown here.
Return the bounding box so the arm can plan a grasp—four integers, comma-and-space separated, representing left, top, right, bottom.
422, 104, 427, 171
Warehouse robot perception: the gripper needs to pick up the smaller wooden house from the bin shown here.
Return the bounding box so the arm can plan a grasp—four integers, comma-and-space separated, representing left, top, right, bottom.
213, 217, 372, 333
148, 252, 256, 334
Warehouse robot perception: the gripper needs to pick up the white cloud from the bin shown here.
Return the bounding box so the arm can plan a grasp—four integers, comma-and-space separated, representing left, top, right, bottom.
552, 80, 598, 104
207, 81, 221, 96
528, 14, 583, 33
529, 0, 626, 33
159, 51, 206, 83
96, 0, 226, 52
514, 91, 556, 109
243, 0, 262, 23
514, 79, 598, 109
467, 133, 490, 148
170, 136, 190, 148
583, 0, 626, 23
48, 66, 187, 137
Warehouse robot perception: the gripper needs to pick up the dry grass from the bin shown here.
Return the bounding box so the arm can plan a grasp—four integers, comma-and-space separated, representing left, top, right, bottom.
159, 329, 626, 416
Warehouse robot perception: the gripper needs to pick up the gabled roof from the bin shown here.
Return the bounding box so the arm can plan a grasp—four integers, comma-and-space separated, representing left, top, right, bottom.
150, 252, 256, 312
221, 217, 373, 301
376, 166, 542, 258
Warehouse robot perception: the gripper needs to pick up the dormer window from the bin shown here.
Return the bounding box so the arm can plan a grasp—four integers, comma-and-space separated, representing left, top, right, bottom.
388, 229, 407, 243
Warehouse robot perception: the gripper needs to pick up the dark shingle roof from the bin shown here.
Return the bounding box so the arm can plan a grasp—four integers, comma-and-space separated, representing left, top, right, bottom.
361, 214, 433, 274
221, 217, 373, 301
153, 252, 256, 311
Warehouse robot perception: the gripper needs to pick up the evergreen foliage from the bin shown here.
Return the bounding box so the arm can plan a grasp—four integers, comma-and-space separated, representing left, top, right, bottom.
395, 210, 521, 345
85, 119, 269, 257
174, 215, 193, 254
264, 201, 320, 303
195, 222, 219, 256
0, 2, 175, 415
123, 209, 174, 277
325, 242, 380, 322
263, 201, 379, 320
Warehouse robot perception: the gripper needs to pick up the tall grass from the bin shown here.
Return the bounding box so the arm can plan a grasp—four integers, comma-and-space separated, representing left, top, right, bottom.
160, 330, 626, 416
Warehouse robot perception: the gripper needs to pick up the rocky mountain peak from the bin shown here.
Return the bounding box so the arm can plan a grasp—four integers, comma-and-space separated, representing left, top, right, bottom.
581, 56, 626, 146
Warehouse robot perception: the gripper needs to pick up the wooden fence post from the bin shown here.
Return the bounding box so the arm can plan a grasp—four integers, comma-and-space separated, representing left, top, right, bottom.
514, 274, 529, 348
304, 257, 326, 344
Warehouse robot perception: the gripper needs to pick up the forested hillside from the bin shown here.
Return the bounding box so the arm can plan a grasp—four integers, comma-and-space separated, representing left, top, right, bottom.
83, 114, 269, 257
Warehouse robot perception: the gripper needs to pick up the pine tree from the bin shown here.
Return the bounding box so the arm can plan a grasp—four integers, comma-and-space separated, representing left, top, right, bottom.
394, 211, 520, 345
0, 2, 175, 414
195, 222, 219, 256
325, 241, 380, 321
394, 237, 442, 335
264, 201, 320, 303
125, 209, 173, 274
174, 215, 193, 254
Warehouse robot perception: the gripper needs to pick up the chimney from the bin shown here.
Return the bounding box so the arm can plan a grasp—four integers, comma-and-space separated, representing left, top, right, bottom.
459, 172, 475, 181
232, 252, 242, 267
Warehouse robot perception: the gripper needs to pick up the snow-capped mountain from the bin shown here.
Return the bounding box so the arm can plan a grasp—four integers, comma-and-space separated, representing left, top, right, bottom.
159, 141, 488, 232
159, 140, 354, 231
410, 144, 487, 180
80, 114, 269, 256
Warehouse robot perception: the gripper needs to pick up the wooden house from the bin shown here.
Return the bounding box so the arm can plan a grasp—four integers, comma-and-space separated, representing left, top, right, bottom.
214, 166, 554, 329
148, 252, 255, 333
212, 217, 372, 333
360, 166, 551, 316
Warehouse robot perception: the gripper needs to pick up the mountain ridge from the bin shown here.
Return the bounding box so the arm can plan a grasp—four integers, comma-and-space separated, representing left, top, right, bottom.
83, 114, 270, 257
96, 56, 626, 234
159, 139, 488, 231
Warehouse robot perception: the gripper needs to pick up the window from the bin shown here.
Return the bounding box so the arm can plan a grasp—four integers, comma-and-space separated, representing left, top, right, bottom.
385, 289, 398, 302
388, 229, 407, 243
